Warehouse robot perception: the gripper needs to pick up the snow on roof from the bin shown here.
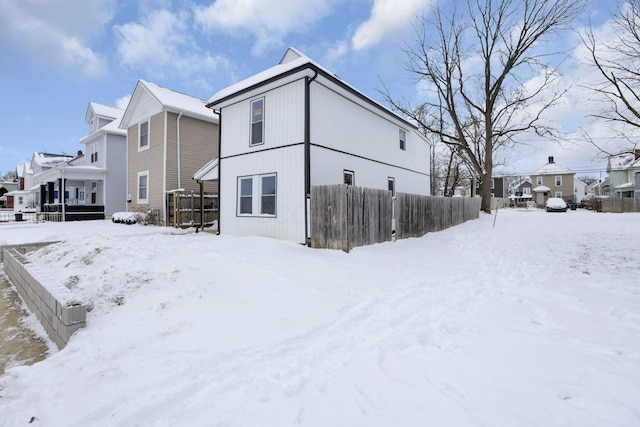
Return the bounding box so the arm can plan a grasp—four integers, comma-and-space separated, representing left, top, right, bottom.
193, 158, 219, 181
532, 161, 573, 175
32, 152, 75, 167
608, 152, 637, 171
88, 102, 123, 121
614, 181, 635, 189
78, 114, 126, 144
207, 47, 417, 130
533, 185, 551, 192
140, 80, 218, 123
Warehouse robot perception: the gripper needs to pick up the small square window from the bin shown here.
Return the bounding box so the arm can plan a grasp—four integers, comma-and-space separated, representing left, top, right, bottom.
536, 176, 543, 185
399, 129, 406, 150
344, 170, 354, 186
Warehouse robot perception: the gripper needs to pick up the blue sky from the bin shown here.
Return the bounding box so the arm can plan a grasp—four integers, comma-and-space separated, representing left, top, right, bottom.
0, 0, 624, 179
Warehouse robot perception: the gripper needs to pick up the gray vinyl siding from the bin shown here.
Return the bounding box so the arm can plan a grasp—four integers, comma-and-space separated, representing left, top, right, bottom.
104, 133, 127, 215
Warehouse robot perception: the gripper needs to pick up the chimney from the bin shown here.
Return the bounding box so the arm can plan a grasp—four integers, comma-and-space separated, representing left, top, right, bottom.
548, 156, 554, 164
634, 149, 640, 160
77, 150, 83, 157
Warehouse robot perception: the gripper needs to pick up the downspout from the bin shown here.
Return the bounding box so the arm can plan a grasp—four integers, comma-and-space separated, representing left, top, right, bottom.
304, 70, 318, 247
177, 111, 183, 189
163, 112, 168, 224
215, 109, 222, 235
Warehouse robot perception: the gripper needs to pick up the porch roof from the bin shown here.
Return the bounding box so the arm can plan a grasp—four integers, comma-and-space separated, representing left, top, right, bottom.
533, 185, 551, 192
34, 165, 107, 184
193, 158, 219, 181
614, 181, 635, 190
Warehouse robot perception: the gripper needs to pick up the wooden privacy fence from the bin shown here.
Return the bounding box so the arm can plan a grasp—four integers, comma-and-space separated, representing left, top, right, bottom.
310, 185, 481, 252
601, 197, 640, 213
166, 191, 218, 229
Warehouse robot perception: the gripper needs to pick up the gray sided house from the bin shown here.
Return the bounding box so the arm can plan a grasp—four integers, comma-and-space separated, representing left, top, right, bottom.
206, 47, 431, 244
119, 80, 219, 224
530, 156, 575, 206
30, 103, 126, 219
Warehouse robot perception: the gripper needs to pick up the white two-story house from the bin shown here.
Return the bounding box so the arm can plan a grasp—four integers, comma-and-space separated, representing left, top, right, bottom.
206, 47, 431, 244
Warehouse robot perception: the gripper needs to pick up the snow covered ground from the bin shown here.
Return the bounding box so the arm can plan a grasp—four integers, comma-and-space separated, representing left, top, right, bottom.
0, 208, 639, 426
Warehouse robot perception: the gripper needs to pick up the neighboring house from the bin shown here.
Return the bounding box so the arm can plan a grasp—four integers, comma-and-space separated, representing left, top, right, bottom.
119, 80, 219, 225
593, 177, 610, 197
206, 47, 431, 244
511, 178, 533, 206
29, 103, 125, 219
30, 152, 76, 210
530, 156, 575, 205
606, 150, 640, 198
0, 182, 18, 208
574, 178, 588, 203
74, 102, 127, 215
491, 176, 509, 198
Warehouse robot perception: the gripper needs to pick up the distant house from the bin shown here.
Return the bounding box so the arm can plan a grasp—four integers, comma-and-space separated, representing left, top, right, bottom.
206, 47, 431, 244
511, 178, 533, 206
28, 103, 126, 220
573, 178, 588, 203
119, 80, 219, 225
491, 176, 509, 198
606, 150, 640, 198
530, 156, 575, 205
30, 152, 76, 213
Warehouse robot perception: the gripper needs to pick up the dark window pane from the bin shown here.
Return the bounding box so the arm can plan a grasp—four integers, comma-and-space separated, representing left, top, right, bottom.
261, 195, 275, 215
262, 175, 276, 195
251, 122, 263, 145
240, 196, 252, 214
344, 172, 353, 185
240, 178, 252, 196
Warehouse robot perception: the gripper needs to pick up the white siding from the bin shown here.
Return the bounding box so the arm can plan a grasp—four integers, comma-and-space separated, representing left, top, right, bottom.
221, 79, 305, 158
310, 80, 430, 194
310, 147, 429, 195
220, 145, 305, 242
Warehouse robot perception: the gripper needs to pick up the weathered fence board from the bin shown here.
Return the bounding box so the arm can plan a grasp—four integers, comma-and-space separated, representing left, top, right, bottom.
311, 185, 481, 251
601, 197, 640, 213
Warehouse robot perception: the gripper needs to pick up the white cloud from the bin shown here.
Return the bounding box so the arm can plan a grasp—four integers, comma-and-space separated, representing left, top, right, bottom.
352, 0, 433, 51
0, 0, 114, 78
322, 40, 349, 65
116, 95, 132, 110
194, 0, 338, 55
114, 9, 229, 88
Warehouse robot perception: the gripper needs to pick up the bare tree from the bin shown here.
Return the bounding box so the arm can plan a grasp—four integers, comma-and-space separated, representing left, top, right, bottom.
382, 0, 585, 212
583, 0, 640, 153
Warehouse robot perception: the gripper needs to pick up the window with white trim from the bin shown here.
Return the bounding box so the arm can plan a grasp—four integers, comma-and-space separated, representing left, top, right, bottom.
250, 98, 264, 146
344, 170, 354, 186
90, 142, 98, 163
523, 187, 531, 195
536, 176, 543, 185
555, 175, 562, 186
555, 191, 563, 198
139, 120, 149, 150
388, 177, 395, 196
237, 173, 276, 216
399, 129, 406, 150
137, 171, 149, 204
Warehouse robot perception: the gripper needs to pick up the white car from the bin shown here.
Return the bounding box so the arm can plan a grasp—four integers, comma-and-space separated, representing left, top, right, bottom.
546, 197, 568, 212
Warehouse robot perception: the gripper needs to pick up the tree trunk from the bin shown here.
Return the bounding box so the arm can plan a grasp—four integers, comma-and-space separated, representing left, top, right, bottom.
480, 172, 492, 213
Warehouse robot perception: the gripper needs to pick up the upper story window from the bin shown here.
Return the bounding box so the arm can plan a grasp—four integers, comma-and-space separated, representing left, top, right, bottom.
523, 187, 531, 195
536, 176, 543, 185
555, 176, 562, 186
344, 170, 354, 186
237, 173, 276, 216
251, 98, 264, 146
139, 120, 149, 150
399, 129, 406, 150
90, 143, 98, 163
90, 117, 97, 133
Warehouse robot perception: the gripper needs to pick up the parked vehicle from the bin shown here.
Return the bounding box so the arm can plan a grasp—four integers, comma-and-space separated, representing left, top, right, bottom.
546, 197, 568, 212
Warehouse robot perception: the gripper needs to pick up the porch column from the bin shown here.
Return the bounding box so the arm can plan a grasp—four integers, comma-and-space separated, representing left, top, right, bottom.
47, 182, 55, 204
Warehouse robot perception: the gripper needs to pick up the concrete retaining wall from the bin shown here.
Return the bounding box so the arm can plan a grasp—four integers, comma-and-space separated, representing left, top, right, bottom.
2, 247, 87, 349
